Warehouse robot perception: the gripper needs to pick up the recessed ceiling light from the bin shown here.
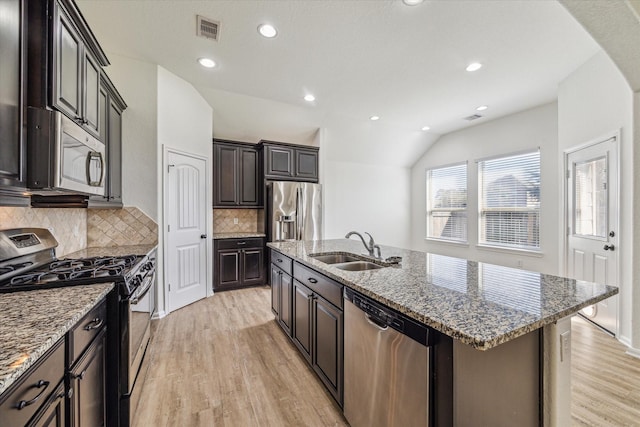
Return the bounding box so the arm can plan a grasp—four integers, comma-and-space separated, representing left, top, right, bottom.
421, 126, 430, 131
402, 0, 424, 5
370, 115, 380, 121
304, 94, 316, 102
476, 105, 488, 111
466, 62, 482, 72
197, 57, 216, 68
258, 24, 277, 38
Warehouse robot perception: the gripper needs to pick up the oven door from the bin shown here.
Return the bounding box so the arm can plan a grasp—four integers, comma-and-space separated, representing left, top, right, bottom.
128, 270, 155, 392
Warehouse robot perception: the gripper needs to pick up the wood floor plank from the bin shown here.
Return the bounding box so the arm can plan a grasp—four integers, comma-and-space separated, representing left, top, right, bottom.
134, 287, 640, 426
134, 286, 348, 427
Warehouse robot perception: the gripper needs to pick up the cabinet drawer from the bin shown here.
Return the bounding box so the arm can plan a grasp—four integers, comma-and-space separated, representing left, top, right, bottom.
216, 238, 264, 250
293, 262, 343, 309
69, 299, 106, 367
271, 250, 292, 275
0, 338, 64, 427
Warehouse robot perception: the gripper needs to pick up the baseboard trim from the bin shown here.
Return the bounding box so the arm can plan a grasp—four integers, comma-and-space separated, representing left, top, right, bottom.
626, 346, 640, 359
154, 310, 167, 319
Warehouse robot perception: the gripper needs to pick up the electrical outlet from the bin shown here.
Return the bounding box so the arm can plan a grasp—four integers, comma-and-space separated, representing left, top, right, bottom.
233, 218, 239, 225
560, 331, 571, 362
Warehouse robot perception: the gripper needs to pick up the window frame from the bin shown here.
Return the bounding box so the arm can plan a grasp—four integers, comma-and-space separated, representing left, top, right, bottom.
476, 149, 541, 253
425, 161, 468, 244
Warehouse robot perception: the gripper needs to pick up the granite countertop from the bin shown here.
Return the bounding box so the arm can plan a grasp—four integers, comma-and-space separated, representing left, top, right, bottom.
63, 244, 157, 259
0, 283, 114, 395
213, 232, 266, 239
268, 239, 618, 350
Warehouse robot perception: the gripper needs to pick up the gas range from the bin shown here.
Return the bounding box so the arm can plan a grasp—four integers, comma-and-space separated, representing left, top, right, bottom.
0, 228, 150, 296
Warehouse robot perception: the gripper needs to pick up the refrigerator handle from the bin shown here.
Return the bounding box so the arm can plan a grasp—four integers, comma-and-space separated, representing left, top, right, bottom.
296, 187, 303, 240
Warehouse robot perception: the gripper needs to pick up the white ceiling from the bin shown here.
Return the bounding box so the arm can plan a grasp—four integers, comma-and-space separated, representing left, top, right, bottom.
76, 0, 600, 166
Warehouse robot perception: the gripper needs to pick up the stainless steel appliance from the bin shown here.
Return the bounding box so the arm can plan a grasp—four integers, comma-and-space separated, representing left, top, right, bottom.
343, 287, 436, 427
267, 181, 322, 241
27, 107, 106, 195
0, 228, 156, 427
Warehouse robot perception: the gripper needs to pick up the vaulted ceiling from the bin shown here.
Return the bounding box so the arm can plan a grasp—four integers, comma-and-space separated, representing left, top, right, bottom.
77, 0, 600, 166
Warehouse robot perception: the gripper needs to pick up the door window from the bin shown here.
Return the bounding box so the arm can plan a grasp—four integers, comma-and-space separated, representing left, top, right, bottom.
573, 156, 607, 238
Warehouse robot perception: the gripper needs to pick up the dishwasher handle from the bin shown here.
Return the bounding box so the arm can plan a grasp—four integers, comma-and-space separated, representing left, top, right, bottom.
365, 313, 388, 330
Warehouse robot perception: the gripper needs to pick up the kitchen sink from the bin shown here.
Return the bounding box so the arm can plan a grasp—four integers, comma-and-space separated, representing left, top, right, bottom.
334, 261, 385, 271
309, 253, 362, 264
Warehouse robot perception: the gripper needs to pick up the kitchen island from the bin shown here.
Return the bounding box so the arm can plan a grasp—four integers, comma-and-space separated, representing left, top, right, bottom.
268, 239, 618, 426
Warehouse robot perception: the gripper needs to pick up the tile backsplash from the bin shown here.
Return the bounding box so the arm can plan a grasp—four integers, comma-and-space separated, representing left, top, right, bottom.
214, 209, 261, 233
87, 207, 158, 247
0, 207, 87, 256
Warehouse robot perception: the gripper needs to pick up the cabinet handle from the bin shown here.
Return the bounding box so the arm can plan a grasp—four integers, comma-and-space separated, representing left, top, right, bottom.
237, 241, 246, 245
308, 277, 318, 284
84, 317, 103, 330
75, 370, 87, 380
16, 380, 50, 410
277, 259, 283, 263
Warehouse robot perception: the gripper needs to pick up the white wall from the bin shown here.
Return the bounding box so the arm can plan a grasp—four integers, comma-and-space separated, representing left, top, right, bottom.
156, 67, 214, 317
410, 103, 559, 275
102, 54, 158, 220
557, 51, 634, 346
323, 161, 411, 248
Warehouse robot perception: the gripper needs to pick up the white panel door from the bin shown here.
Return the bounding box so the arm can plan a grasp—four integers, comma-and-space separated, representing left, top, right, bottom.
166, 151, 207, 312
566, 136, 618, 335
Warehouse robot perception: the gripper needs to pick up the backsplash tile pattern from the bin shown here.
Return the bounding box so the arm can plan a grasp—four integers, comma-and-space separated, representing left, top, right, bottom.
87, 207, 157, 247
0, 207, 87, 256
214, 209, 260, 233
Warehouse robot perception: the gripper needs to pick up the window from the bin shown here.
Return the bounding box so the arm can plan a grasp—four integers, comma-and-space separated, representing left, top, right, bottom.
426, 163, 467, 242
478, 150, 540, 250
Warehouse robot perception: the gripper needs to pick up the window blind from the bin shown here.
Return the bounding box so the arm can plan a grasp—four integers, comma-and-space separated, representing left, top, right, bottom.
426, 163, 467, 242
478, 150, 540, 250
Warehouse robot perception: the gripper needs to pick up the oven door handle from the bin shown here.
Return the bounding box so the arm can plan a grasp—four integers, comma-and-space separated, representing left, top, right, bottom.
131, 271, 155, 305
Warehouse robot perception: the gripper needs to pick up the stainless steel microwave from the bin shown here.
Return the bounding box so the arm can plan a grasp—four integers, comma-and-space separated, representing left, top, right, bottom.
27, 108, 106, 196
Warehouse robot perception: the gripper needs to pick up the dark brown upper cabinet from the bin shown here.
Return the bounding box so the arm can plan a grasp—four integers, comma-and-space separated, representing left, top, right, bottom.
259, 140, 319, 183
0, 0, 28, 206
213, 140, 262, 208
89, 74, 127, 208
51, 0, 104, 138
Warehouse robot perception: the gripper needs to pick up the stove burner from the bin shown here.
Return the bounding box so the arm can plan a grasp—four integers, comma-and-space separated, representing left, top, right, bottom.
0, 261, 34, 275
9, 271, 61, 286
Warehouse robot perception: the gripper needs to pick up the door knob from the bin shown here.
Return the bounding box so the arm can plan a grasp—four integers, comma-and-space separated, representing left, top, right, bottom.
603, 244, 615, 251
200, 234, 207, 239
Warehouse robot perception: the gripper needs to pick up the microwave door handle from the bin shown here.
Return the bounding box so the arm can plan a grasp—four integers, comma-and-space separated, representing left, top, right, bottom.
86, 151, 104, 186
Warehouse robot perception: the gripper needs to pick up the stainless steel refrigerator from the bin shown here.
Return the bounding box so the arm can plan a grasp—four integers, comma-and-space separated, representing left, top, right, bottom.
267, 181, 322, 241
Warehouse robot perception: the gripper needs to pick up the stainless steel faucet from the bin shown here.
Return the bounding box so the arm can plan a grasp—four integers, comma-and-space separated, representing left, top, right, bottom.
345, 231, 381, 258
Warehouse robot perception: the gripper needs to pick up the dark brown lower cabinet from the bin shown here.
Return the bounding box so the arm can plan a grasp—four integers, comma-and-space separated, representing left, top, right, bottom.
29, 381, 66, 427
214, 238, 266, 291
69, 329, 106, 427
291, 279, 343, 404
271, 263, 293, 335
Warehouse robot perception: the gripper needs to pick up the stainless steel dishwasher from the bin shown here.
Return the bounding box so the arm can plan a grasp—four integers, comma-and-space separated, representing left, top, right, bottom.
344, 287, 436, 427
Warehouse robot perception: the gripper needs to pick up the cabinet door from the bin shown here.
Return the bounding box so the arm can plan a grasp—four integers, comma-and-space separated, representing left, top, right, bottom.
53, 5, 82, 120
312, 296, 343, 404
70, 332, 106, 427
265, 145, 294, 178
97, 87, 107, 143
213, 144, 239, 206
215, 249, 241, 290
241, 247, 264, 286
0, 0, 24, 189
239, 147, 261, 206
83, 51, 100, 137
107, 101, 123, 203
28, 382, 66, 427
278, 272, 293, 336
270, 264, 280, 316
292, 280, 313, 363
295, 148, 319, 182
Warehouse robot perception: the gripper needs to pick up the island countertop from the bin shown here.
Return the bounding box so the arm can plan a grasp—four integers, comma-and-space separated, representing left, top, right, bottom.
0, 283, 114, 396
267, 239, 618, 350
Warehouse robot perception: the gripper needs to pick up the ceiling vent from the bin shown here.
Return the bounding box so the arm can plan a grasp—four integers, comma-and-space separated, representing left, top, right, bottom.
197, 15, 220, 41
463, 114, 483, 121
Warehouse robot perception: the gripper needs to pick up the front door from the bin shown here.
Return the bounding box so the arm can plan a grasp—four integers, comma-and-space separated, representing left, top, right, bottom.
166, 150, 208, 312
566, 136, 618, 335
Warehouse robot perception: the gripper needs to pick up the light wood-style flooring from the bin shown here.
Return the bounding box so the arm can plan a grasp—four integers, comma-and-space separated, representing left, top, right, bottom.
134, 287, 640, 426
133, 286, 348, 427
571, 316, 640, 426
